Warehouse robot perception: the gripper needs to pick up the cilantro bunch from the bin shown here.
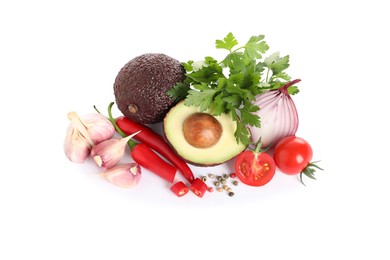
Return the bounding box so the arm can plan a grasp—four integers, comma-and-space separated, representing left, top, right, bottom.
168, 32, 297, 146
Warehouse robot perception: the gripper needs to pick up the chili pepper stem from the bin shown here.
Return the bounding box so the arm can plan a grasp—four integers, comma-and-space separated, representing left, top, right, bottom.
107, 102, 139, 150
95, 101, 140, 150
107, 102, 126, 137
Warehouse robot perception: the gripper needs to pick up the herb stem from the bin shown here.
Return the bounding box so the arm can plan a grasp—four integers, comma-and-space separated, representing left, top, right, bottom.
266, 68, 270, 82
218, 46, 245, 66
233, 46, 245, 53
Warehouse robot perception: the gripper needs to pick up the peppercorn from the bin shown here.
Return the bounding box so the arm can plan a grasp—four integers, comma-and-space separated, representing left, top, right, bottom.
214, 181, 220, 187
228, 192, 235, 197
217, 176, 223, 181
208, 173, 215, 179
222, 174, 228, 179
216, 187, 223, 192
232, 180, 239, 186
230, 173, 236, 178
201, 176, 207, 182
221, 179, 227, 185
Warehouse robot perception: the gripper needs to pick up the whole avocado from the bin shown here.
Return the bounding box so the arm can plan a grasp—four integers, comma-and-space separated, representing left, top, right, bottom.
114, 53, 185, 124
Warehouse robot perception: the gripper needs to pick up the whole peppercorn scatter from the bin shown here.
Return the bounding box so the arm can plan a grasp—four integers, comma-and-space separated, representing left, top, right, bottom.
200, 172, 237, 197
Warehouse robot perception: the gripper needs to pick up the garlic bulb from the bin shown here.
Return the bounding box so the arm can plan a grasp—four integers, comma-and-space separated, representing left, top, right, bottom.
64, 112, 95, 163
64, 111, 116, 163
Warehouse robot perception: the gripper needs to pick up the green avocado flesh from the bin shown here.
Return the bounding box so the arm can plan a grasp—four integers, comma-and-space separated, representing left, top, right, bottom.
163, 101, 246, 166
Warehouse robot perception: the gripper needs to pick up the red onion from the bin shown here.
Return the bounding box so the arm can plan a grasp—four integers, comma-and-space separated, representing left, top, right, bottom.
249, 79, 300, 148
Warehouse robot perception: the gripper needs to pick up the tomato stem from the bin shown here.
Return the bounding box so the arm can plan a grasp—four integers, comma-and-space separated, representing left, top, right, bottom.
299, 161, 323, 186
252, 137, 272, 153
308, 161, 324, 171
254, 138, 263, 153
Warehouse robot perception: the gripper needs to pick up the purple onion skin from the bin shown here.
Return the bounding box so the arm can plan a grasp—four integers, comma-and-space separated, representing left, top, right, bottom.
250, 79, 301, 148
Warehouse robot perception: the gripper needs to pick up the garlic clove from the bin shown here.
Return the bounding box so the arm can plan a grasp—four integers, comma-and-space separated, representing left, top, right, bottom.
64, 112, 95, 163
91, 139, 126, 169
64, 125, 91, 163
90, 131, 140, 170
101, 163, 142, 188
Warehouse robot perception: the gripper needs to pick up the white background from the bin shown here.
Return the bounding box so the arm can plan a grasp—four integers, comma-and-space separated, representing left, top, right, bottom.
1, 0, 389, 259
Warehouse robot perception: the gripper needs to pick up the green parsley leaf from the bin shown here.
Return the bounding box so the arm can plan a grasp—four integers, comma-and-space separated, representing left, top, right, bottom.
191, 83, 212, 91
240, 100, 260, 127
204, 56, 218, 65
269, 55, 290, 75
240, 110, 260, 127
244, 35, 269, 59
215, 32, 238, 51
222, 95, 242, 108
184, 89, 218, 112
187, 63, 223, 83
233, 117, 251, 144
210, 92, 226, 115
167, 82, 191, 101
288, 86, 300, 95
182, 61, 194, 71
272, 71, 291, 81
221, 52, 245, 72
264, 52, 291, 83
264, 52, 280, 66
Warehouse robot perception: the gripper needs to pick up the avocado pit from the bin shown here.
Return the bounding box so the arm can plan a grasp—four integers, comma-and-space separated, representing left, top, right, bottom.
163, 101, 247, 166
183, 113, 222, 148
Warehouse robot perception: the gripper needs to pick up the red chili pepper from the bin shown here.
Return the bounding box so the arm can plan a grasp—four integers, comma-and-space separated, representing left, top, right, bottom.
107, 103, 176, 183
170, 181, 189, 197
131, 143, 176, 183
189, 178, 208, 198
115, 115, 195, 183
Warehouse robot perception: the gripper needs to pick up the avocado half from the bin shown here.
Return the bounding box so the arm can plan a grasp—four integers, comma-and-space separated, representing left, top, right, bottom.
113, 53, 185, 124
163, 101, 247, 166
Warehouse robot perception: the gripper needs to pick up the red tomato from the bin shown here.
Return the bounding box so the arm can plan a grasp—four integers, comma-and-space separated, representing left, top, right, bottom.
234, 150, 276, 187
273, 136, 322, 185
273, 136, 313, 175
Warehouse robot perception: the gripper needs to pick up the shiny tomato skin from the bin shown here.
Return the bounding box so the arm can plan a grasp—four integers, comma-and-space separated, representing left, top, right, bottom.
273, 136, 313, 175
234, 151, 276, 187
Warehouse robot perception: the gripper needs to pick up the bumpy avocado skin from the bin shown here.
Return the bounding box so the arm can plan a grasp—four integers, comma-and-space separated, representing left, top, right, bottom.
114, 53, 185, 124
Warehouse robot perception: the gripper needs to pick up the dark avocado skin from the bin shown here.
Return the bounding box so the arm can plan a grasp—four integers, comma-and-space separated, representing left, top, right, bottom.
114, 53, 185, 124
